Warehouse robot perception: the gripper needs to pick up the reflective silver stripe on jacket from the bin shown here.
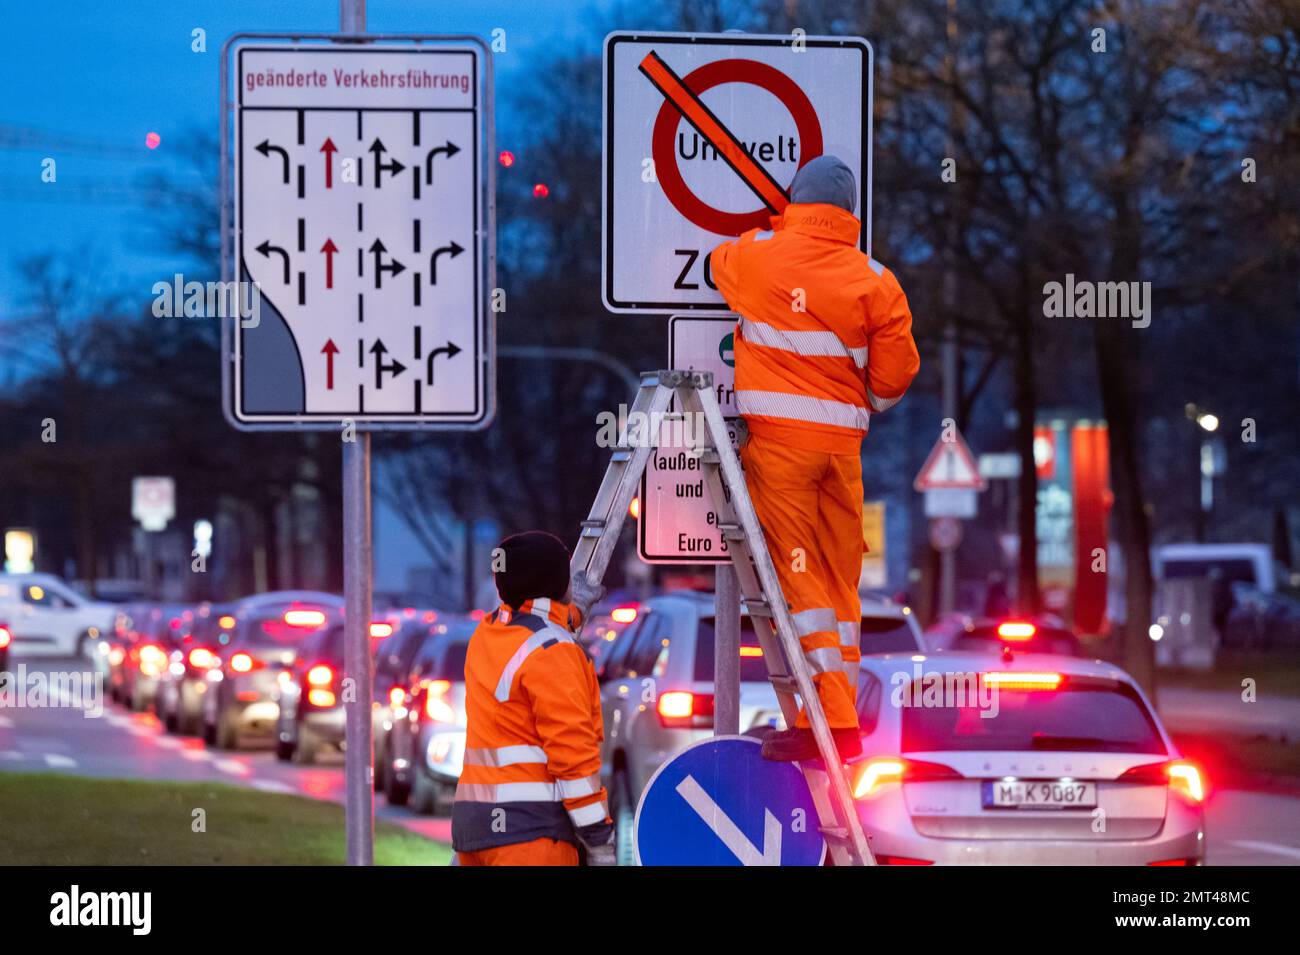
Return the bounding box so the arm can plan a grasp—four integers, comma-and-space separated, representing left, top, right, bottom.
739, 317, 868, 368
802, 645, 842, 676
556, 773, 602, 800
791, 607, 838, 637
735, 390, 870, 432
462, 744, 548, 767
494, 627, 574, 702
839, 620, 861, 680
528, 597, 553, 618
867, 388, 902, 412
455, 781, 559, 803
567, 800, 608, 828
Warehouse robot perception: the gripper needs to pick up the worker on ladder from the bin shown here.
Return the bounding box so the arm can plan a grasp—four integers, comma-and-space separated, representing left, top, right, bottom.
452, 531, 614, 865
711, 155, 920, 763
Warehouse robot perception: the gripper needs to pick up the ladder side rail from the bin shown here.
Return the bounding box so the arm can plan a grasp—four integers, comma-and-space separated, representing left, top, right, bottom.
569, 374, 665, 577
681, 377, 876, 866
571, 377, 676, 585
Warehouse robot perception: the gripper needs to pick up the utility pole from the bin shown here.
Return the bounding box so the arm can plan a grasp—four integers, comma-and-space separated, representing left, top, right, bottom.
939, 0, 960, 615
339, 0, 375, 868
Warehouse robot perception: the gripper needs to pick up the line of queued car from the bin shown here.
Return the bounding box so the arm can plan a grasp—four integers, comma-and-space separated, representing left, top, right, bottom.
97, 584, 1206, 865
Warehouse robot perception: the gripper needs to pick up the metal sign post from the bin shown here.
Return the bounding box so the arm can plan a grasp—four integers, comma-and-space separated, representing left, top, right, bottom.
340, 0, 374, 871
714, 564, 740, 736
220, 0, 494, 865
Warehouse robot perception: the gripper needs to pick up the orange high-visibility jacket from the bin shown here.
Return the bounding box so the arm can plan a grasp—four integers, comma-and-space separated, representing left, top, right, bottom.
712, 202, 920, 455
451, 597, 610, 853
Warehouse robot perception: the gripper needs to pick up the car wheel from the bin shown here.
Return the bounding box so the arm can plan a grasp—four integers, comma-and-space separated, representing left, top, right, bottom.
129, 686, 146, 713
214, 711, 239, 750
202, 718, 217, 746
612, 769, 637, 866
164, 709, 179, 734
292, 723, 318, 765
373, 741, 388, 792
75, 632, 92, 660
411, 769, 437, 815
385, 763, 411, 806
275, 737, 296, 762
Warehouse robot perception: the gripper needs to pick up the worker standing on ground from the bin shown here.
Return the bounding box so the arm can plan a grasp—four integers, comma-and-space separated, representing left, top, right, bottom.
711, 155, 920, 763
452, 531, 614, 865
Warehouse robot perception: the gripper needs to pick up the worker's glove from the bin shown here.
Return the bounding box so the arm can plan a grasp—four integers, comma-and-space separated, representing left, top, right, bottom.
578, 820, 616, 866
570, 571, 606, 623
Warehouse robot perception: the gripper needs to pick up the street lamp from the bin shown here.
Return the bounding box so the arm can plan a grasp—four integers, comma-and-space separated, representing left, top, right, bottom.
1184, 404, 1224, 541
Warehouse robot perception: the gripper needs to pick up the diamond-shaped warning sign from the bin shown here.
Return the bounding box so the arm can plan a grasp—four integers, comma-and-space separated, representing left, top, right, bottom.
914, 428, 987, 491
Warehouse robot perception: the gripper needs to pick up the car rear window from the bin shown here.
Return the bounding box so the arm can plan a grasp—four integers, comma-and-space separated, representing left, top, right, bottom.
694, 619, 776, 683
860, 616, 920, 654
246, 615, 322, 646
434, 642, 469, 681
955, 625, 1079, 655
902, 681, 1167, 755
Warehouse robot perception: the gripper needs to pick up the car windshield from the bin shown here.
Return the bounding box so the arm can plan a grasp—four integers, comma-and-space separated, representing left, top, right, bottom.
860, 616, 920, 654
902, 681, 1167, 755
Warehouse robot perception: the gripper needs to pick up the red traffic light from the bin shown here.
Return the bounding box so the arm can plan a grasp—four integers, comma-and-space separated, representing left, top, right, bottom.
533, 182, 549, 199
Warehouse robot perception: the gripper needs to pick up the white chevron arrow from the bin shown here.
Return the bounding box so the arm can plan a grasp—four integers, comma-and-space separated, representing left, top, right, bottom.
676, 774, 782, 865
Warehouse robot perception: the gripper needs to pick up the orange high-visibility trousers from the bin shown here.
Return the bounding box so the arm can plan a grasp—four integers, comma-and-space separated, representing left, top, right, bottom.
457, 837, 579, 867
740, 432, 863, 729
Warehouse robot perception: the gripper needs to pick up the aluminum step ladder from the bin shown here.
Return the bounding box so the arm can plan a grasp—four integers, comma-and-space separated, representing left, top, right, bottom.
571, 369, 876, 867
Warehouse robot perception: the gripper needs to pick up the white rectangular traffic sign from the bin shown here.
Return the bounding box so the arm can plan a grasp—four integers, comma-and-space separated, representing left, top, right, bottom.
603, 31, 871, 314
639, 316, 739, 564
222, 38, 494, 430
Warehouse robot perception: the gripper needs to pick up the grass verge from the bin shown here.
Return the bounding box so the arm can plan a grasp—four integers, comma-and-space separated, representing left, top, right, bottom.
0, 772, 452, 865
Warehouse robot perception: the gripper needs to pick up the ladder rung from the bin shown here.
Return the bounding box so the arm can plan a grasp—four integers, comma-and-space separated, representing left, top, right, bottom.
768, 675, 798, 693
819, 827, 851, 842
716, 522, 745, 540
744, 598, 773, 617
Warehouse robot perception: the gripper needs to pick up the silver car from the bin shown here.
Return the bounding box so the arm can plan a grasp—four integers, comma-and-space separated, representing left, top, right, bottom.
597, 591, 924, 865
202, 592, 343, 750
849, 650, 1206, 865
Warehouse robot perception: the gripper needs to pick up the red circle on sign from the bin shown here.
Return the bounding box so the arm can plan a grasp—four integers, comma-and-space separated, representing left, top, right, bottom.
652, 58, 824, 236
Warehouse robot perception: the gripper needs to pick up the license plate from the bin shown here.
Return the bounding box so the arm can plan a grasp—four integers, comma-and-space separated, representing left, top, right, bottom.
982, 780, 1097, 810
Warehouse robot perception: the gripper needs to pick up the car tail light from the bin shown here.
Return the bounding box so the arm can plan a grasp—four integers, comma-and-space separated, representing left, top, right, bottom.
369, 621, 394, 639
996, 621, 1037, 641
138, 643, 167, 677
388, 686, 406, 707
982, 671, 1063, 690
739, 645, 763, 658
108, 645, 126, 666
284, 609, 327, 628
875, 854, 935, 866
187, 647, 219, 670
656, 691, 714, 729
0, 626, 10, 649
217, 614, 236, 630
1147, 858, 1195, 866
307, 688, 336, 707
1119, 760, 1206, 803
306, 664, 334, 687
229, 652, 257, 673
853, 757, 962, 799
425, 679, 455, 723
610, 604, 639, 624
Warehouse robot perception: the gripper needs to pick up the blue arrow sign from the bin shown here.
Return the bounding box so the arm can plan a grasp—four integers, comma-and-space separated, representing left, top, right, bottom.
635, 736, 826, 866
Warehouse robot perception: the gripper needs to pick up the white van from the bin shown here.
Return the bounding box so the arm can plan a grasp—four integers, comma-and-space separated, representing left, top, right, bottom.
0, 573, 117, 657
1152, 543, 1277, 593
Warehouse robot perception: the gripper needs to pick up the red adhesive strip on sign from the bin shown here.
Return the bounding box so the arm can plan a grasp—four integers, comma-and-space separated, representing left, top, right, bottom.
638, 50, 790, 215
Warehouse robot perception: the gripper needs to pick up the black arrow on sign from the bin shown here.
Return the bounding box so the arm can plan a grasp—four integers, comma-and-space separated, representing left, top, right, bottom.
255, 139, 290, 183
368, 238, 406, 289
424, 140, 461, 185
429, 240, 465, 284
255, 240, 290, 284
368, 138, 406, 188
425, 341, 462, 385
369, 339, 407, 389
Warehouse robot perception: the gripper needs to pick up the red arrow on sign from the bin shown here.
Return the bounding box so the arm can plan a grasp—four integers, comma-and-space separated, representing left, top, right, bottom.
320, 137, 337, 188
320, 238, 338, 289
321, 338, 339, 389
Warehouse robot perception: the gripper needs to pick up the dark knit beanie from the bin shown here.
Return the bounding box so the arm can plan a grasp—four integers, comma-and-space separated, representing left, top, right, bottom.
494, 531, 571, 609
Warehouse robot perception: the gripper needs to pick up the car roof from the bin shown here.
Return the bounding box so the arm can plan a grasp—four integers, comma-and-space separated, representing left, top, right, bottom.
859, 649, 1134, 684
648, 590, 914, 620
235, 591, 344, 610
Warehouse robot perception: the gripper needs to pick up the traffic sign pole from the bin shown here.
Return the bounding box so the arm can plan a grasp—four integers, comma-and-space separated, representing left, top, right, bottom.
713, 564, 740, 736
339, 0, 374, 869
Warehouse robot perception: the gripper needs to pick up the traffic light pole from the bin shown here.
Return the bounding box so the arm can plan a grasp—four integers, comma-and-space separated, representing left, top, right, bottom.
340, 0, 375, 868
